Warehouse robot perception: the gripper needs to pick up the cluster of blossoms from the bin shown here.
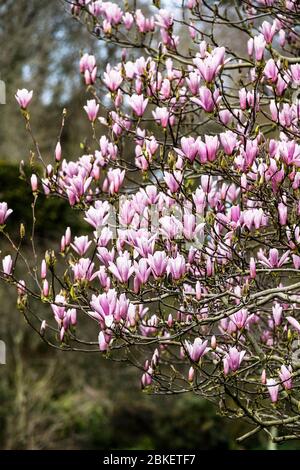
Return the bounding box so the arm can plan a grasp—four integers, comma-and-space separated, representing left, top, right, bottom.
2, 0, 300, 443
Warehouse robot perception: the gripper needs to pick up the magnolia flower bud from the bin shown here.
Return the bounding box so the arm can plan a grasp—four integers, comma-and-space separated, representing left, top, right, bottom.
31, 174, 38, 193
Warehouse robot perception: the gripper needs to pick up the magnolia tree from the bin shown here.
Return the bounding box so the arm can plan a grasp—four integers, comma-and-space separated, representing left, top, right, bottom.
1, 0, 300, 443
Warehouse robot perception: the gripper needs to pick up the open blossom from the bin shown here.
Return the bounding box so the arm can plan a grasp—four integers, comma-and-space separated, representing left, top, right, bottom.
185, 338, 208, 362
84, 99, 99, 122
264, 59, 280, 83
147, 251, 168, 278
223, 347, 246, 374
167, 254, 186, 280
186, 71, 201, 95
257, 248, 290, 268
163, 171, 182, 193
155, 9, 173, 29
192, 87, 220, 113
103, 65, 123, 92
260, 21, 277, 44
220, 131, 238, 155
109, 252, 135, 283
51, 294, 66, 325
90, 289, 118, 322
71, 235, 92, 256
15, 89, 33, 109
152, 107, 171, 128
231, 308, 248, 330
84, 201, 110, 229
72, 258, 95, 281
135, 9, 154, 33
279, 365, 292, 391
123, 12, 134, 30
80, 53, 97, 84
103, 168, 125, 195
0, 202, 13, 225
129, 94, 148, 117
175, 136, 199, 162
193, 47, 225, 83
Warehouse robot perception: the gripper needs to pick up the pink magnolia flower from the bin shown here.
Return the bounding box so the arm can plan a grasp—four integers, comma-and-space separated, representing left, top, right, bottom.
260, 21, 277, 44
123, 12, 134, 30
103, 168, 125, 195
193, 47, 225, 83
2, 255, 12, 275
253, 34, 266, 60
31, 174, 38, 192
41, 259, 47, 279
152, 107, 170, 128
223, 347, 246, 374
84, 201, 110, 229
257, 248, 290, 268
163, 171, 182, 193
71, 235, 92, 256
250, 257, 256, 279
186, 72, 201, 95
109, 252, 135, 283
79, 53, 96, 73
167, 254, 186, 280
72, 258, 95, 281
261, 369, 267, 385
185, 337, 208, 362
0, 202, 13, 225
192, 87, 220, 113
103, 65, 123, 92
287, 316, 300, 334
141, 371, 152, 388
175, 137, 198, 162
55, 141, 62, 162
264, 59, 279, 83
84, 99, 99, 122
90, 289, 118, 323
278, 202, 288, 226
160, 215, 183, 240
135, 9, 155, 33
279, 365, 293, 391
129, 94, 148, 117
272, 302, 283, 326
155, 9, 173, 29
205, 135, 219, 161
97, 247, 115, 267
42, 279, 49, 297
51, 294, 66, 324
220, 131, 238, 155
290, 64, 300, 86
266, 378, 279, 403
15, 89, 33, 109
231, 308, 248, 330
182, 213, 204, 241
98, 331, 111, 352
65, 174, 93, 206
134, 258, 151, 291
188, 366, 195, 382
147, 251, 168, 278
